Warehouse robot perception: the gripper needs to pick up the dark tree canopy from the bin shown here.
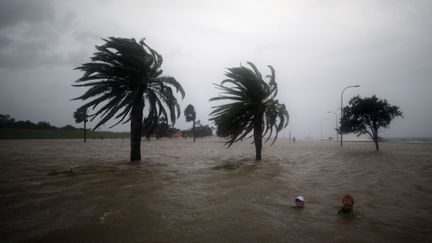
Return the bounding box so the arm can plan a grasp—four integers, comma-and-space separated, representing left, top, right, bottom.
73, 37, 184, 161
340, 95, 403, 151
194, 124, 213, 137
182, 121, 213, 138
0, 114, 59, 130
142, 117, 176, 140
184, 104, 196, 123
0, 114, 15, 128
73, 108, 88, 124
210, 62, 289, 160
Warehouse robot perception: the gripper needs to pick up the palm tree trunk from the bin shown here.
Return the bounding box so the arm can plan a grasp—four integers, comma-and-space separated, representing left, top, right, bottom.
193, 120, 196, 143
130, 96, 144, 161
254, 113, 263, 160
84, 120, 87, 142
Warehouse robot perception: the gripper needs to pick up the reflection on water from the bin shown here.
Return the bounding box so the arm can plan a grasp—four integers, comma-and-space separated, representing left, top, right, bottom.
0, 138, 431, 242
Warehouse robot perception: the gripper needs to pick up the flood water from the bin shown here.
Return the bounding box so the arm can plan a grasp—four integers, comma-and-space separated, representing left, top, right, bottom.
1, 138, 431, 242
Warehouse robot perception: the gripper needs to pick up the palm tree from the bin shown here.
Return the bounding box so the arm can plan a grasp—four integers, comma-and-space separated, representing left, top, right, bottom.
184, 104, 197, 142
210, 62, 289, 160
73, 108, 88, 142
73, 37, 185, 161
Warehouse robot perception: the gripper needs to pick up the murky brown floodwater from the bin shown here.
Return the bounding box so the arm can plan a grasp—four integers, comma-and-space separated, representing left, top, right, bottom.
1, 138, 431, 243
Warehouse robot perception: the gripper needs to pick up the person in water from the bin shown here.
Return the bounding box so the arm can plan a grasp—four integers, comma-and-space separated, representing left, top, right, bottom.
338, 194, 356, 217
292, 195, 305, 208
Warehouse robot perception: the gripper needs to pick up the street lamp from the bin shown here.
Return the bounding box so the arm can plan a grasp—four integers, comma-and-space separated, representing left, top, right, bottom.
340, 85, 360, 147
321, 117, 328, 141
327, 111, 338, 141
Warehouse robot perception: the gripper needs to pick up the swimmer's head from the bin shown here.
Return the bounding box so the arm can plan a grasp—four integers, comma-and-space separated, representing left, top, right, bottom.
295, 195, 305, 207
342, 194, 354, 208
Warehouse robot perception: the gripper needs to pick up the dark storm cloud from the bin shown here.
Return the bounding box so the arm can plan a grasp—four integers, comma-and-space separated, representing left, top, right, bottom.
0, 35, 12, 49
0, 0, 54, 29
0, 41, 67, 68
0, 0, 85, 69
0, 0, 54, 51
0, 33, 69, 69
0, 0, 431, 136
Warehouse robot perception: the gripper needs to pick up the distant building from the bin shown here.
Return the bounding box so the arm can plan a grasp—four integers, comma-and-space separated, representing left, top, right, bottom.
172, 130, 183, 138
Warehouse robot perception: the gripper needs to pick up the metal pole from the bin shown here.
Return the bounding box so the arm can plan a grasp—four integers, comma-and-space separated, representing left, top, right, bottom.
327, 111, 338, 141
340, 85, 360, 147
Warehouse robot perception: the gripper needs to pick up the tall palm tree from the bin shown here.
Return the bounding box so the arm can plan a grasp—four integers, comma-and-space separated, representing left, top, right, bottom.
210, 62, 289, 160
73, 108, 88, 142
184, 104, 197, 142
73, 37, 185, 161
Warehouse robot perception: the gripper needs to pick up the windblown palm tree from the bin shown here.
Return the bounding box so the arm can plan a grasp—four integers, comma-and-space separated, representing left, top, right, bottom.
73, 37, 185, 161
184, 104, 197, 142
210, 62, 289, 160
73, 108, 88, 142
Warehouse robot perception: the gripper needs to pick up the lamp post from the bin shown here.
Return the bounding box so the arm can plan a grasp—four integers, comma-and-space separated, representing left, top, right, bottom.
327, 111, 338, 141
340, 85, 360, 147
321, 117, 328, 141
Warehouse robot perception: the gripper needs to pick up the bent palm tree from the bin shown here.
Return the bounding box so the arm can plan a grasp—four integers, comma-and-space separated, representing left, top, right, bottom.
73, 37, 185, 161
73, 108, 88, 142
184, 104, 197, 142
210, 62, 289, 160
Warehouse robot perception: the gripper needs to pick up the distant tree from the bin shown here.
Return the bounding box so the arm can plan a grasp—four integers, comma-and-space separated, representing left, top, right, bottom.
162, 126, 180, 138
182, 122, 212, 139
142, 116, 171, 140
73, 37, 185, 161
35, 121, 56, 129
1, 114, 76, 131
0, 114, 15, 128
340, 95, 403, 151
195, 124, 213, 138
0, 115, 52, 129
142, 116, 158, 141
60, 125, 76, 130
154, 118, 170, 139
184, 104, 197, 142
14, 120, 36, 129
74, 108, 88, 142
210, 62, 289, 160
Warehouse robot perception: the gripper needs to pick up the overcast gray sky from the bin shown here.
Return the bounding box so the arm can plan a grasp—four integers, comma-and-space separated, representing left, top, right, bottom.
0, 0, 431, 138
